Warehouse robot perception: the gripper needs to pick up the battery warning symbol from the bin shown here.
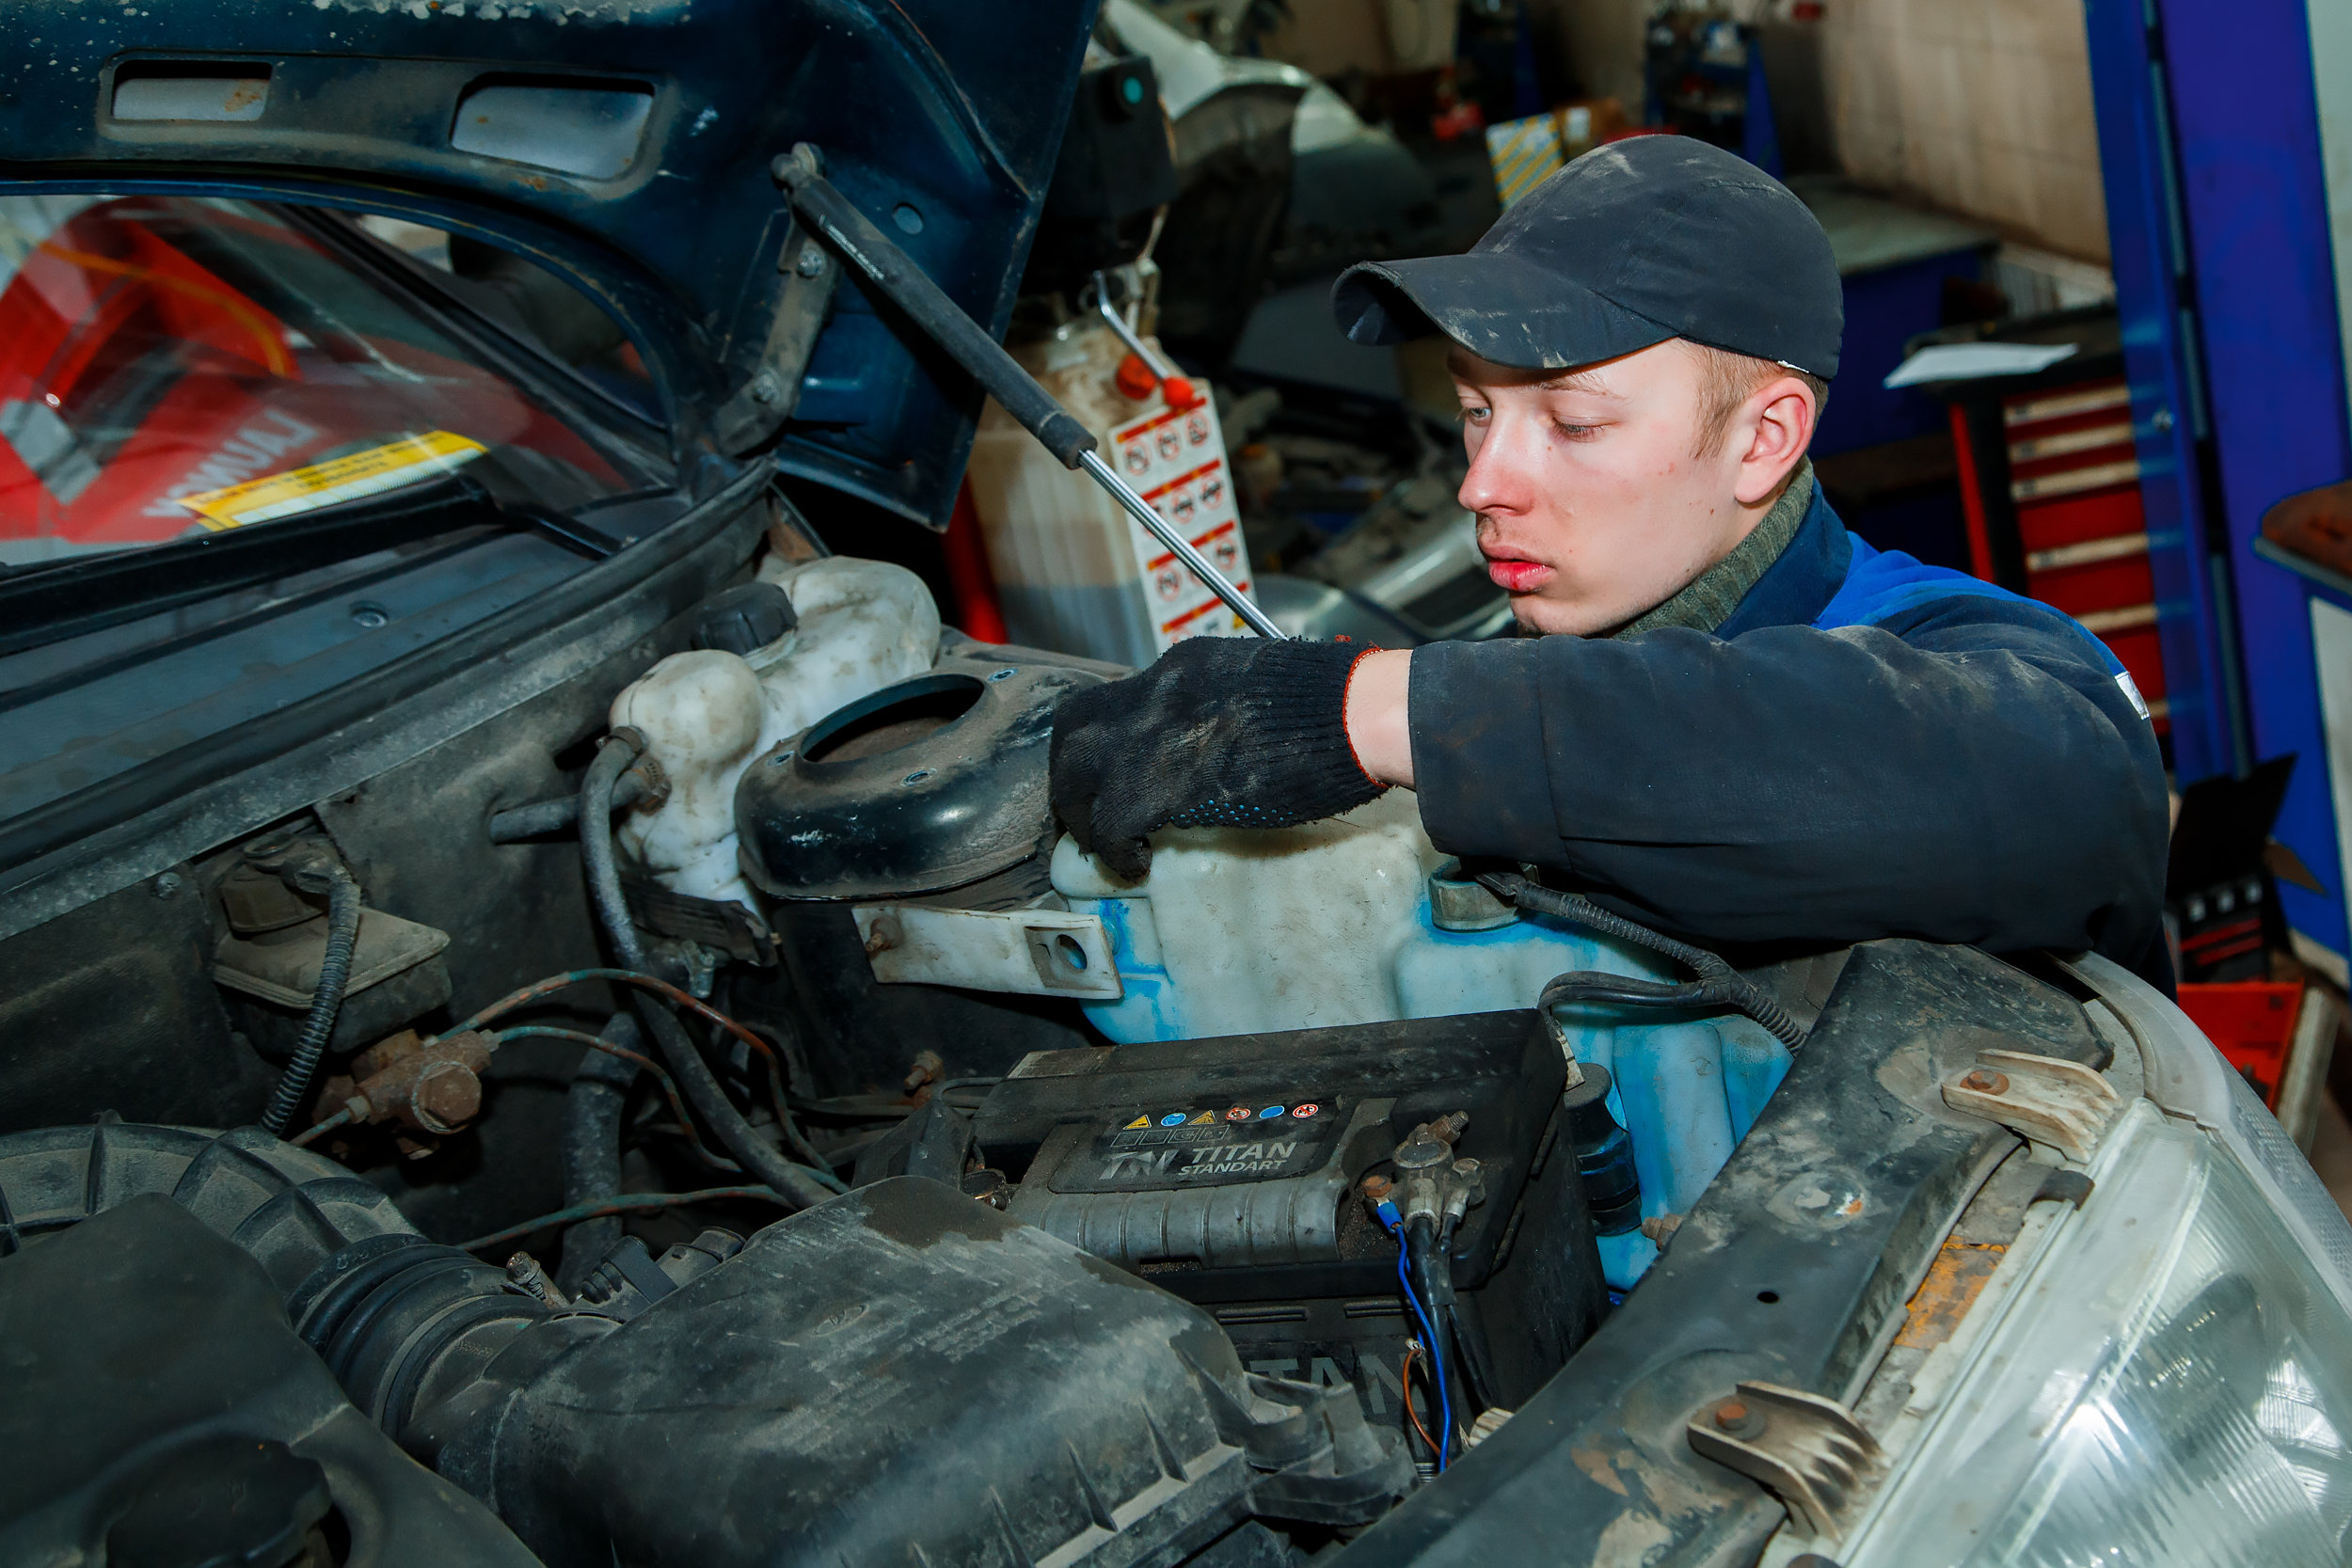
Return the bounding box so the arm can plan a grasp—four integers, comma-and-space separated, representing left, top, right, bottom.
1122, 1115, 1151, 1130
1224, 1106, 1252, 1121
1159, 1113, 1188, 1127
1187, 1110, 1217, 1124
1292, 1103, 1320, 1118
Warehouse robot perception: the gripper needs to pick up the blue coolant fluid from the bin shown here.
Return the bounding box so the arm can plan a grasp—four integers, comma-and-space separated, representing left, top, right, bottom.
1051, 793, 1791, 1289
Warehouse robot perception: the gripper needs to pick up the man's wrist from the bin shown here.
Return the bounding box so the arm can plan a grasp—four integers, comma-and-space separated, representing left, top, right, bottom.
1343, 647, 1415, 788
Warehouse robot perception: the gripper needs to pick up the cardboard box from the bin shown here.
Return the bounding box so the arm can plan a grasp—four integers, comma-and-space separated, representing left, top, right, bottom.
1260, 0, 1460, 78
1260, 0, 1395, 78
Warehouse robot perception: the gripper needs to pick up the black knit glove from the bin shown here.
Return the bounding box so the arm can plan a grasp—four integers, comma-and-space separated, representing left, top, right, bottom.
1050, 636, 1387, 880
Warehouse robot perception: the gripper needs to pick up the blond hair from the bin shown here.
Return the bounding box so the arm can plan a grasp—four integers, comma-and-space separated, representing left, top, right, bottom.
1691, 342, 1830, 458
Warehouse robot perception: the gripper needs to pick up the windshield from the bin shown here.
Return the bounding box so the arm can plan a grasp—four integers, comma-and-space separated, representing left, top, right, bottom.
0, 193, 649, 567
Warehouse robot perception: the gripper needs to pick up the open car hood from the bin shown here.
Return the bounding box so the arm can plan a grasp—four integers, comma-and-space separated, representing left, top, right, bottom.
0, 0, 1097, 528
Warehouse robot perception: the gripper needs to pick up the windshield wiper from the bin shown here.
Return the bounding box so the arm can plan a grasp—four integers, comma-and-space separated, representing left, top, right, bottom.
0, 475, 618, 660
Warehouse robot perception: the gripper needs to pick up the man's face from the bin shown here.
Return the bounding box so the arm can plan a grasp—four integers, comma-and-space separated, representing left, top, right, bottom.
1449, 339, 1808, 635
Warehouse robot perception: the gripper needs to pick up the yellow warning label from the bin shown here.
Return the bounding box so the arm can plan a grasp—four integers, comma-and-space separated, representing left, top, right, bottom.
178, 430, 488, 531
1122, 1114, 1151, 1130
1187, 1109, 1217, 1125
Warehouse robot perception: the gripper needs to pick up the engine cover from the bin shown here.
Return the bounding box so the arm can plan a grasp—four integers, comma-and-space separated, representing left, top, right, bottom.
446, 1177, 1406, 1567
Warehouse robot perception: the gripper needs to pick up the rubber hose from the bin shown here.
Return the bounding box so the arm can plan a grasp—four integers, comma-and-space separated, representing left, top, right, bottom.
487, 768, 653, 844
1488, 873, 1806, 1049
580, 736, 835, 1211
260, 869, 363, 1136
557, 1010, 643, 1294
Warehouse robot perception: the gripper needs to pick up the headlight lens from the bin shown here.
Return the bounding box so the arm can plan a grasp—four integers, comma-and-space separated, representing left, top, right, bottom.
1844, 1101, 2352, 1565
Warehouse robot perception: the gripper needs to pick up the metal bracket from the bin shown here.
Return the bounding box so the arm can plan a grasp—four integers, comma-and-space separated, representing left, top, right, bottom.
1942, 1047, 2122, 1162
1685, 1381, 1883, 1541
711, 216, 839, 455
852, 903, 1122, 1000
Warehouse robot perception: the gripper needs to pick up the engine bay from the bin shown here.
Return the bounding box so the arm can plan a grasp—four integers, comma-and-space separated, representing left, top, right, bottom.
0, 513, 2135, 1567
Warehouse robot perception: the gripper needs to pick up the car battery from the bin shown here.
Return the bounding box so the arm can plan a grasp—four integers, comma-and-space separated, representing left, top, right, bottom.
971, 1010, 1608, 1437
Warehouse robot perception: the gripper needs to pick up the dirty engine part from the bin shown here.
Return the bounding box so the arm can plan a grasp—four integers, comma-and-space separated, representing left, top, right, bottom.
0, 1132, 1409, 1568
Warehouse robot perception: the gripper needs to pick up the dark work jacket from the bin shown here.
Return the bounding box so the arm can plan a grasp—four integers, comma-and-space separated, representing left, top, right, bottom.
1407, 482, 2173, 985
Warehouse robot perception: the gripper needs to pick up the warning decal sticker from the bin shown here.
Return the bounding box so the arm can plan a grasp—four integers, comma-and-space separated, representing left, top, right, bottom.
1050, 1098, 1343, 1194
176, 430, 487, 531
1106, 390, 1255, 652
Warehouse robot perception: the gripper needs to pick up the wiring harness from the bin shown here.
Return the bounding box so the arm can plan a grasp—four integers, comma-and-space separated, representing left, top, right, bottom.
1367, 1114, 1489, 1473
1476, 870, 1807, 1050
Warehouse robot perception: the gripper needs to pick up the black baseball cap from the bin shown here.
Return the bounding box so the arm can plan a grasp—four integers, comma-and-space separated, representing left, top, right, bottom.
1332, 136, 1842, 379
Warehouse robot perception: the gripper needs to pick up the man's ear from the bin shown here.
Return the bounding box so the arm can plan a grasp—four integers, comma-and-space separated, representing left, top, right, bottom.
1731, 376, 1818, 507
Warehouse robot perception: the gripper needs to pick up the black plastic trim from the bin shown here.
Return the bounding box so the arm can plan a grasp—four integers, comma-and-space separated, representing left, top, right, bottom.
0, 457, 772, 936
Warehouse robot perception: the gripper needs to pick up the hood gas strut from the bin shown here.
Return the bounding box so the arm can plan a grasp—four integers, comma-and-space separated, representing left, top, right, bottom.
771, 144, 1283, 641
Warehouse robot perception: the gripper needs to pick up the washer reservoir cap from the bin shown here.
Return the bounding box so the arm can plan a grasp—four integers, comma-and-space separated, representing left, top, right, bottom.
694, 582, 799, 656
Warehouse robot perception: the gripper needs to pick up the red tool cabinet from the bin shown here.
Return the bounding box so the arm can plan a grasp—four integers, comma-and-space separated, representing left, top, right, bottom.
1936, 321, 2175, 737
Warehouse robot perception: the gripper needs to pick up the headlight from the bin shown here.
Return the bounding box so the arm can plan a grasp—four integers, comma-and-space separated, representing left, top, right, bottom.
1840, 1098, 2352, 1565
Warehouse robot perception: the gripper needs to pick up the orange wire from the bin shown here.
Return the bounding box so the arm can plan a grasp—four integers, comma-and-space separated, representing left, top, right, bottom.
446, 969, 783, 1076
446, 968, 833, 1174
489, 1025, 735, 1174
1403, 1339, 1439, 1461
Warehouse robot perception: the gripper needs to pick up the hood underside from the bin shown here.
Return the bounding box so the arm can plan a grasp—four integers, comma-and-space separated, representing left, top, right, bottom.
0, 0, 1099, 527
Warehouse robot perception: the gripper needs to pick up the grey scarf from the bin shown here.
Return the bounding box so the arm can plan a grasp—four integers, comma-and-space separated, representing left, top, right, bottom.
1612, 459, 1815, 638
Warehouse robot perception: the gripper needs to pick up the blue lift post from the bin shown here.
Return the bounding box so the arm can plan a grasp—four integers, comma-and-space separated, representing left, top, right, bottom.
2084, 0, 2352, 962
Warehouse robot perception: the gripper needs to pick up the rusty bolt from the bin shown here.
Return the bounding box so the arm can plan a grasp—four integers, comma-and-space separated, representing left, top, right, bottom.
354, 1032, 489, 1137
1361, 1173, 1394, 1203
866, 912, 903, 958
1962, 1069, 2010, 1096
901, 1049, 945, 1095
1711, 1399, 1765, 1438
409, 1061, 482, 1134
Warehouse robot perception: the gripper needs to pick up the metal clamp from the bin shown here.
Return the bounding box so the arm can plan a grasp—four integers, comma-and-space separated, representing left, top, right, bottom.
1388, 1114, 1483, 1227
1686, 1381, 1883, 1541
852, 903, 1122, 1001
1942, 1048, 2122, 1162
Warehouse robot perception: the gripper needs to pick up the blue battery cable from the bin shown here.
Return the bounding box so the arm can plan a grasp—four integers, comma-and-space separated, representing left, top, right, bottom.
1375, 1196, 1452, 1472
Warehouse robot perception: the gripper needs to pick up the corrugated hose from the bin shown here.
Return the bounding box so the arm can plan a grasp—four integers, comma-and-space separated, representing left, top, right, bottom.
1478, 871, 1807, 1049
259, 866, 362, 1136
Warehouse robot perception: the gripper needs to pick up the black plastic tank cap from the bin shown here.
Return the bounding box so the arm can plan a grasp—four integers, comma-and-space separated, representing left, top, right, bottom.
694, 582, 799, 656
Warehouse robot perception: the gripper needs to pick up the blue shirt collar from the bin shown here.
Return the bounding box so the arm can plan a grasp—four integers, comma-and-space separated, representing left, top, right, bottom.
1713, 479, 1854, 639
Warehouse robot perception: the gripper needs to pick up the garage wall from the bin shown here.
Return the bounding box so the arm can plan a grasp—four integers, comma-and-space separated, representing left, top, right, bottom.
1820, 0, 2110, 261
1534, 0, 1648, 116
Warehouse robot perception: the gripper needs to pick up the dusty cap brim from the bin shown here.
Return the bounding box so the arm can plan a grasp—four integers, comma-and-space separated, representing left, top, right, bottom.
1332, 250, 1678, 371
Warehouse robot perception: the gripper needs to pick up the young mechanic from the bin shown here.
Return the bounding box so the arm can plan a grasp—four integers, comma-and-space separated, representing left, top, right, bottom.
1050, 137, 2171, 985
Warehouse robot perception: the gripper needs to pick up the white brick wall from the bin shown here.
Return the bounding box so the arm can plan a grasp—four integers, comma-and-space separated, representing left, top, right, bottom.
1820, 0, 2110, 261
